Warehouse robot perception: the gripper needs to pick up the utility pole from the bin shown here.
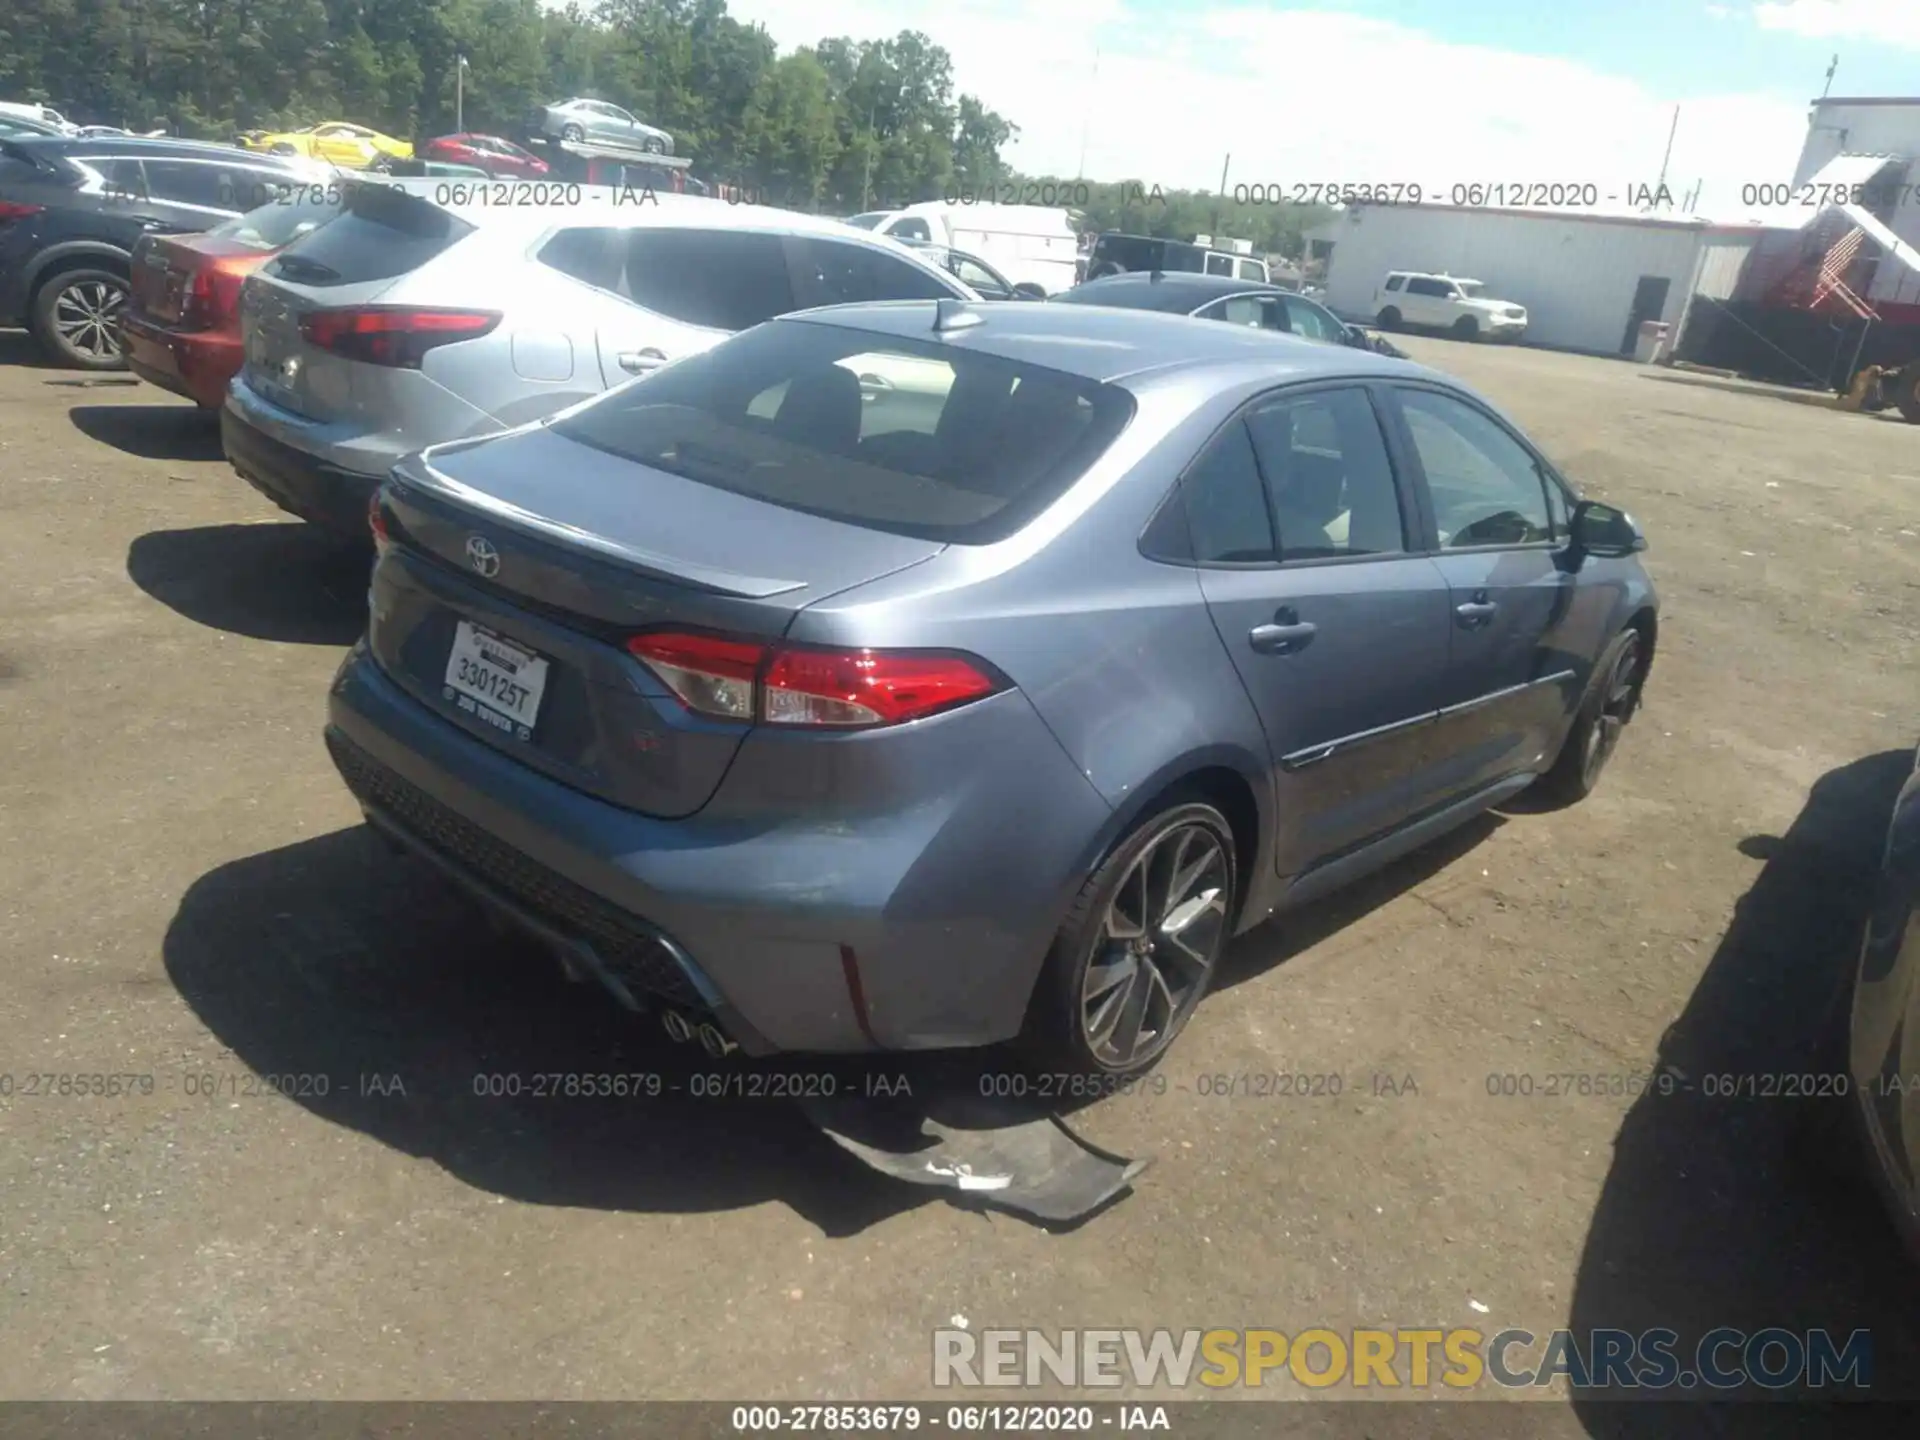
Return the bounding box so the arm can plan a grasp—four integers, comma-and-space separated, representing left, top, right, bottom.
1654, 104, 1679, 207
455, 55, 468, 132
1076, 48, 1100, 181
1219, 152, 1231, 197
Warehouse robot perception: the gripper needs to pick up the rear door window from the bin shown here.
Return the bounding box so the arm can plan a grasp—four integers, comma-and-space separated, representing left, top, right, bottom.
1177, 422, 1277, 564
1204, 253, 1233, 276
264, 183, 476, 287
619, 226, 794, 331
786, 236, 956, 307
539, 226, 619, 288
1244, 388, 1407, 560
549, 316, 1134, 544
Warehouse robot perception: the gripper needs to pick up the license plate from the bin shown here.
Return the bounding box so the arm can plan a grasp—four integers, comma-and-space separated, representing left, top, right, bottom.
443, 621, 549, 739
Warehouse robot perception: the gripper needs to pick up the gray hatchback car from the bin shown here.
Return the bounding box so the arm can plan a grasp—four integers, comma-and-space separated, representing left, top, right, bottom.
327, 301, 1657, 1077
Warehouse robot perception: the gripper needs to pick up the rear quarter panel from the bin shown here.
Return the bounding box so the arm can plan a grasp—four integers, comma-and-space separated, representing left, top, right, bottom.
787, 376, 1279, 912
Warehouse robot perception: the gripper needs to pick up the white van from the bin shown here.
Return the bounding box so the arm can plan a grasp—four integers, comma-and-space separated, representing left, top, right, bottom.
844, 201, 1079, 296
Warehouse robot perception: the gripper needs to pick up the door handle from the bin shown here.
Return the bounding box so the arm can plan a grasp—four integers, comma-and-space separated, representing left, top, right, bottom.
617, 347, 667, 374
1249, 609, 1317, 655
1455, 600, 1499, 627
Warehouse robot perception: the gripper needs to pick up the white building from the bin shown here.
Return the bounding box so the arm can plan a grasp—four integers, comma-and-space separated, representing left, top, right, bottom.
1315, 203, 1760, 356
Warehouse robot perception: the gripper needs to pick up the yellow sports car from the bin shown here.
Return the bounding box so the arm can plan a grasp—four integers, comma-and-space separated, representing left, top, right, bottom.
238, 122, 412, 168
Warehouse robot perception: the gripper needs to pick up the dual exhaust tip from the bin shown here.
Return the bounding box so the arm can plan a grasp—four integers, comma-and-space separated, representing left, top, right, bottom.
660, 1006, 739, 1059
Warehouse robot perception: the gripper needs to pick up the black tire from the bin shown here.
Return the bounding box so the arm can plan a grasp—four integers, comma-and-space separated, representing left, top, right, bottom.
1893, 360, 1920, 424
1012, 282, 1047, 301
1451, 315, 1480, 342
1022, 798, 1238, 1079
560, 123, 585, 144
1533, 627, 1645, 807
30, 264, 129, 370
1089, 261, 1122, 280
1376, 306, 1401, 330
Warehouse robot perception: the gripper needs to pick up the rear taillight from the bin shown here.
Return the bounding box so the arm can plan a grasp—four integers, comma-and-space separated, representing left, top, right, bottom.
298, 307, 501, 368
625, 631, 1005, 730
0, 201, 44, 221
368, 491, 391, 551
181, 264, 248, 330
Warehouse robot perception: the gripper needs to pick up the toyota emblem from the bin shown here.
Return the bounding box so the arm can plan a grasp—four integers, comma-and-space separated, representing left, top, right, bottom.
465, 536, 500, 578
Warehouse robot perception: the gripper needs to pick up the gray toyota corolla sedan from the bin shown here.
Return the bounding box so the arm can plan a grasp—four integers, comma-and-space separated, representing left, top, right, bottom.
327, 299, 1657, 1077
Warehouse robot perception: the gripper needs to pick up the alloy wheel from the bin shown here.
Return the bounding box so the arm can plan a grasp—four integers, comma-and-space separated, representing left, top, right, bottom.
1582, 634, 1641, 788
1080, 821, 1230, 1068
53, 279, 124, 362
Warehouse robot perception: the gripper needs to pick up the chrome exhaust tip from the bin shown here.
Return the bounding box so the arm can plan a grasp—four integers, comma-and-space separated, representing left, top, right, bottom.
698, 1022, 739, 1059
661, 1008, 695, 1044
660, 1007, 740, 1059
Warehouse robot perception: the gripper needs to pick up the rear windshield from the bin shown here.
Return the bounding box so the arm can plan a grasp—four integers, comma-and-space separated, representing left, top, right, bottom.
549, 316, 1136, 544
211, 190, 342, 251
263, 183, 474, 287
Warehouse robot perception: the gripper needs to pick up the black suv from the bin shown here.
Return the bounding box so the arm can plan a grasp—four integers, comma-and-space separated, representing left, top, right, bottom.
0, 136, 321, 368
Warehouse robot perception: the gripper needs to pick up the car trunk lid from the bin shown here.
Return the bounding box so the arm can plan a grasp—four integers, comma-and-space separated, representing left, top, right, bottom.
369, 425, 947, 816
132, 232, 270, 328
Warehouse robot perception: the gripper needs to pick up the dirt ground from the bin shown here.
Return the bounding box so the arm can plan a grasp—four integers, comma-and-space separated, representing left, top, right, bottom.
0, 326, 1916, 1428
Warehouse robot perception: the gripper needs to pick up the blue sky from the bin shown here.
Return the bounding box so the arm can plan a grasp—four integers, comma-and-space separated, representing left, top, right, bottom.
1300, 0, 1860, 97
719, 1, 1920, 216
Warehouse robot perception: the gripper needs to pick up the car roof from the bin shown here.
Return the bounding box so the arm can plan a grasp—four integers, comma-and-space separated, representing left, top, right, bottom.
782, 300, 1415, 387
452, 190, 940, 238
1060, 271, 1288, 312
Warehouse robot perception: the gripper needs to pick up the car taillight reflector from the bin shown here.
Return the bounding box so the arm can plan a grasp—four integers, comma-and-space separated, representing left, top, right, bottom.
625, 631, 1004, 729
298, 307, 501, 368
368, 491, 391, 550
0, 201, 44, 220
626, 632, 763, 721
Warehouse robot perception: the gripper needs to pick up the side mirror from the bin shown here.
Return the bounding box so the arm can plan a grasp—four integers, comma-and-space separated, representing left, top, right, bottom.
1568, 499, 1647, 559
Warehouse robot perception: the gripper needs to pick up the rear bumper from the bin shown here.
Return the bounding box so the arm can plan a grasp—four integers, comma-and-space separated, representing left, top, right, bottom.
121, 314, 239, 409
222, 402, 379, 539
325, 643, 1112, 1056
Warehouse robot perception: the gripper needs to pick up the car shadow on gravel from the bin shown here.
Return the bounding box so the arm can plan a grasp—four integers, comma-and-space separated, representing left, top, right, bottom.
128, 523, 369, 645
162, 824, 922, 1234
70, 402, 223, 460
1569, 750, 1920, 1434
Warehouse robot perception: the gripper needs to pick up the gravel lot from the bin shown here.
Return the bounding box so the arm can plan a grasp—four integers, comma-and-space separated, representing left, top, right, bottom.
1, 326, 1917, 1429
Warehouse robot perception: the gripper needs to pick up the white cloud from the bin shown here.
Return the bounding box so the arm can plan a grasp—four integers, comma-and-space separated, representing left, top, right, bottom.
1755, 0, 1920, 47
724, 0, 1813, 220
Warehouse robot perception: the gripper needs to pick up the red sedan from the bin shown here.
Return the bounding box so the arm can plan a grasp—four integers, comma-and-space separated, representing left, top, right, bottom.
417, 134, 549, 177
120, 191, 340, 409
